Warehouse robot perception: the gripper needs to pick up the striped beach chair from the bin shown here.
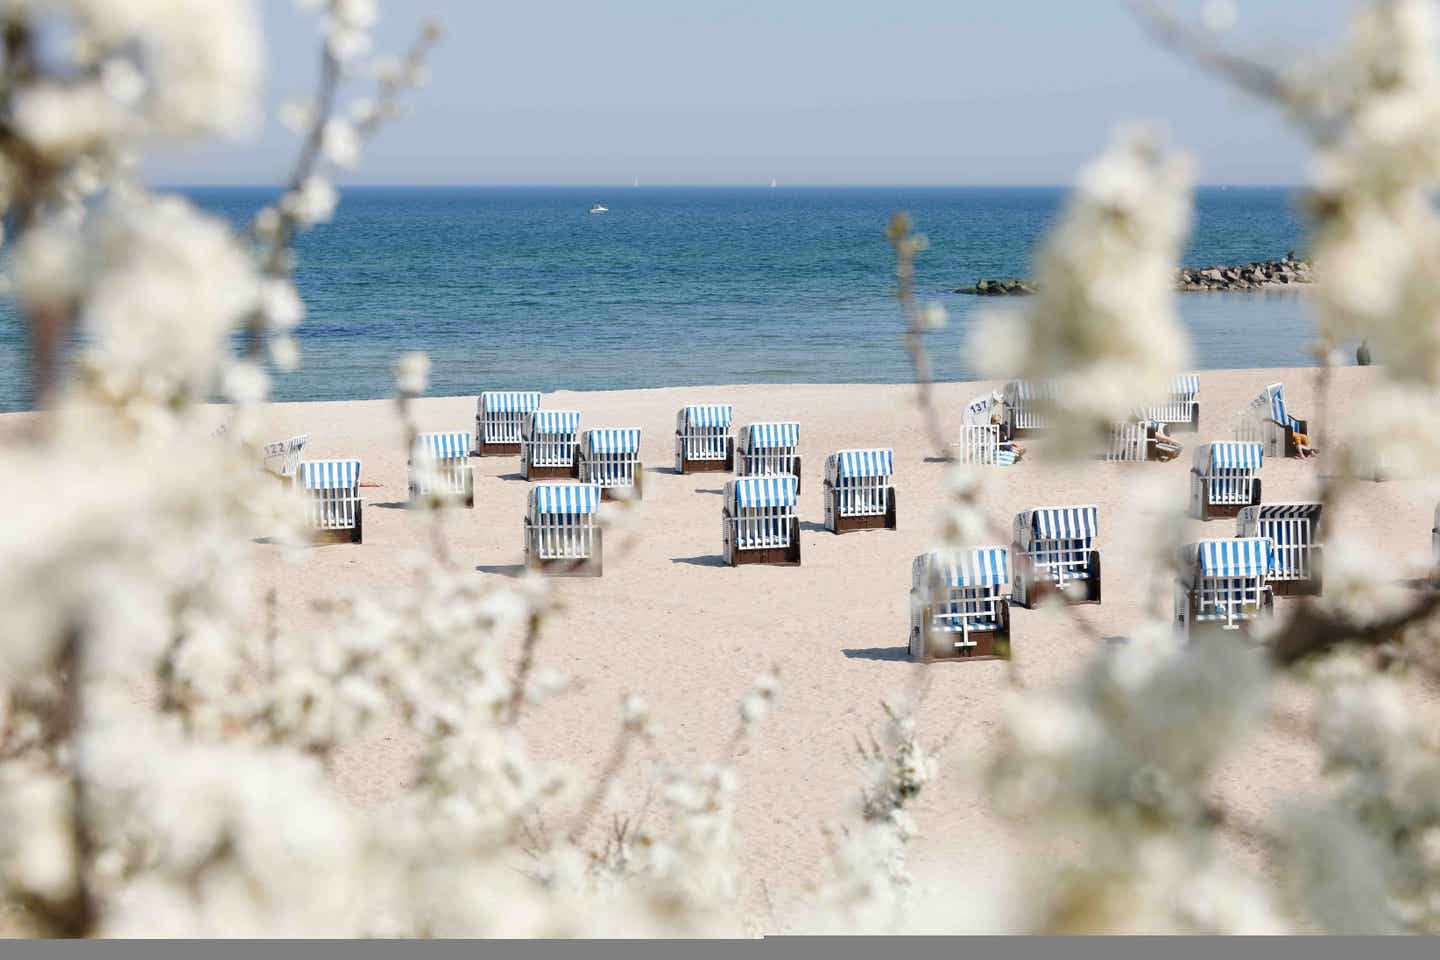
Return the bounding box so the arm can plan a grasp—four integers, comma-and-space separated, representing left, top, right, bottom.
1190, 441, 1263, 521
521, 409, 582, 481
524, 483, 602, 576
263, 434, 308, 480
475, 391, 541, 457
736, 422, 802, 492
908, 547, 1012, 661
722, 475, 800, 566
297, 459, 362, 543
1238, 502, 1323, 596
1106, 420, 1153, 462
1011, 505, 1100, 607
823, 448, 896, 534
409, 431, 474, 507
1237, 383, 1309, 459
1175, 538, 1274, 637
674, 404, 734, 474
1003, 379, 1060, 436
957, 393, 1015, 465
1145, 374, 1201, 433
577, 427, 643, 499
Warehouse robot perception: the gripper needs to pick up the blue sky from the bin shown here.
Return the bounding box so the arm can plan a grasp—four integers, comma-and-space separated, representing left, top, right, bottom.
146, 0, 1360, 187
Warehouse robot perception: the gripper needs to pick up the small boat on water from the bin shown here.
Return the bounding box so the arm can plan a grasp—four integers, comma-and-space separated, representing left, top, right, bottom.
589, 203, 609, 214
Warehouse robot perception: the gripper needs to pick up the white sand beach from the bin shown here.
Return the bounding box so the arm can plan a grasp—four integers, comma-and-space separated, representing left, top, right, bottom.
170, 367, 1439, 928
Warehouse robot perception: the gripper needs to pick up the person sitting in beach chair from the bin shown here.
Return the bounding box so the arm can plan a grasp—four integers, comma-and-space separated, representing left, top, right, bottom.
524, 483, 602, 576
1011, 505, 1100, 607
521, 409, 582, 481
1174, 538, 1275, 639
409, 431, 474, 507
577, 427, 643, 499
263, 434, 308, 480
1239, 383, 1315, 459
1190, 441, 1263, 521
674, 404, 734, 474
1238, 502, 1324, 596
1144, 374, 1201, 433
736, 421, 802, 492
475, 391, 541, 457
297, 459, 363, 543
1151, 420, 1182, 461
908, 547, 1012, 661
957, 393, 1025, 465
722, 475, 800, 566
823, 448, 896, 534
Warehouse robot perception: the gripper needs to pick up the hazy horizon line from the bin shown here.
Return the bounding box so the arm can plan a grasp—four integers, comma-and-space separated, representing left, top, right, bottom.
159, 182, 1307, 191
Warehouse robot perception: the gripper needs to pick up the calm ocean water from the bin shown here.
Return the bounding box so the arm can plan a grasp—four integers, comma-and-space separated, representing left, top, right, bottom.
0, 186, 1318, 411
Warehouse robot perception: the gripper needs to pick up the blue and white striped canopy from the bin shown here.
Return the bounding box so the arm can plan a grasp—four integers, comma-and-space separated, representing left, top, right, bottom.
529, 410, 581, 433
746, 421, 800, 448
731, 475, 798, 508
682, 404, 733, 428
300, 459, 360, 490
415, 431, 470, 459
1199, 538, 1271, 577
936, 547, 1010, 587
1209, 441, 1263, 470
1255, 502, 1322, 521
532, 483, 600, 515
834, 448, 893, 478
482, 391, 541, 413
1031, 505, 1098, 540
1171, 375, 1200, 399
586, 428, 641, 454
1266, 384, 1288, 424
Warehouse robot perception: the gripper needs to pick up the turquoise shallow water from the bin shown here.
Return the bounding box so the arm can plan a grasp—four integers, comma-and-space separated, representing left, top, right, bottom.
0, 186, 1318, 411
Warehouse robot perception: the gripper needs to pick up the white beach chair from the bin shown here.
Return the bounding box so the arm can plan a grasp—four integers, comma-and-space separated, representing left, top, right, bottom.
577, 427, 643, 499
1174, 537, 1275, 638
1235, 382, 1309, 459
263, 434, 308, 480
409, 431, 474, 507
524, 483, 602, 576
908, 547, 1012, 662
722, 475, 800, 566
1106, 420, 1154, 462
1238, 502, 1323, 596
1144, 374, 1201, 433
736, 422, 802, 493
1011, 505, 1100, 607
1003, 379, 1060, 436
1190, 441, 1263, 521
674, 404, 735, 474
521, 409, 582, 481
823, 448, 896, 534
475, 391, 541, 457
297, 459, 363, 543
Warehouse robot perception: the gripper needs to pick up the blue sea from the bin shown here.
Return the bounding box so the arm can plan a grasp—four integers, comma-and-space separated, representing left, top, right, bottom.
0, 186, 1319, 411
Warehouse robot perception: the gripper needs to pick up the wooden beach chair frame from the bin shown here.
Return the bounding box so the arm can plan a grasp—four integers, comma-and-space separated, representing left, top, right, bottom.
1238, 503, 1323, 597
674, 404, 735, 474
1011, 505, 1101, 608
524, 483, 603, 576
577, 427, 644, 500
722, 475, 801, 566
475, 391, 541, 457
1190, 441, 1263, 521
409, 431, 474, 507
1174, 538, 1275, 639
521, 409, 582, 481
298, 458, 363, 544
736, 421, 802, 493
908, 547, 1012, 662
1106, 420, 1156, 462
823, 448, 897, 534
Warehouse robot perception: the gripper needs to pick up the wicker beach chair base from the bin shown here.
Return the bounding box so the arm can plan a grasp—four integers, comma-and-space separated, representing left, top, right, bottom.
909, 602, 1012, 662
679, 454, 733, 474
475, 439, 522, 457
723, 516, 802, 566
309, 503, 362, 545
523, 526, 603, 577
1013, 552, 1101, 608
524, 462, 579, 481
1198, 479, 1262, 522
1176, 590, 1274, 640
826, 487, 897, 534
596, 468, 643, 500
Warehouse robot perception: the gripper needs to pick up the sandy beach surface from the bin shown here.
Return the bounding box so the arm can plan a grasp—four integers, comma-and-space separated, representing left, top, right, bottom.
24, 366, 1439, 932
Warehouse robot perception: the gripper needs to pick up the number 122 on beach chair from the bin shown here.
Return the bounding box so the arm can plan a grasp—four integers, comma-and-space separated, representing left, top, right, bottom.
1174, 538, 1275, 639
297, 459, 363, 544
823, 449, 896, 534
1011, 505, 1101, 607
475, 391, 541, 457
523, 483, 603, 576
908, 548, 1012, 662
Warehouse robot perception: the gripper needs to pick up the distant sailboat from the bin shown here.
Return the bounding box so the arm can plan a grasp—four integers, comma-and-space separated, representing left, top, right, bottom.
633, 176, 639, 188
769, 177, 778, 188
589, 202, 609, 214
